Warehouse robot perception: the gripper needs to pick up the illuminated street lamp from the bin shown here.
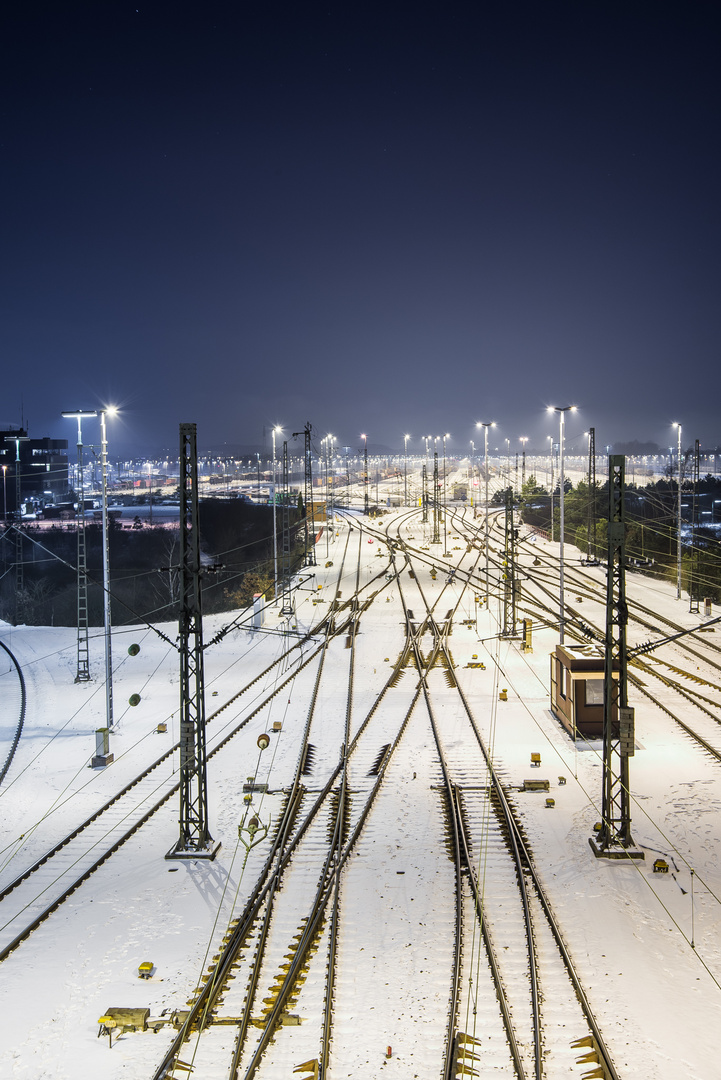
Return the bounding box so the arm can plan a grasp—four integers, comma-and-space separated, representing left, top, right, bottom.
476, 422, 495, 607
672, 422, 682, 599
404, 434, 410, 507
1, 465, 6, 522
547, 406, 577, 643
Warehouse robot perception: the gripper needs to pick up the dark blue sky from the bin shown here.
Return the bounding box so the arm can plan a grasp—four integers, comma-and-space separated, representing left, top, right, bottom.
2, 1, 720, 457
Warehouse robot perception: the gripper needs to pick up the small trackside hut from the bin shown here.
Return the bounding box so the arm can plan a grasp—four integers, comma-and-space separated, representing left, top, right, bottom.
550, 644, 618, 739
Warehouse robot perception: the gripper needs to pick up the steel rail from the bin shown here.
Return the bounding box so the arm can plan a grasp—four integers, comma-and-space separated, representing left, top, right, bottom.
0, 639, 26, 786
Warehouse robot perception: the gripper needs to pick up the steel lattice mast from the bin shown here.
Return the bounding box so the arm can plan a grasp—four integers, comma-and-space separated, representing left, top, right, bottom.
167, 423, 218, 860
279, 441, 294, 616
593, 455, 641, 858
432, 452, 440, 543
689, 439, 700, 614
294, 423, 316, 565
502, 487, 517, 638
421, 463, 428, 523
62, 412, 96, 682
585, 426, 598, 564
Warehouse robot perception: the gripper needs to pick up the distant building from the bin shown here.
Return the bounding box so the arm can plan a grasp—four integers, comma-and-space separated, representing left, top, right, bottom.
0, 429, 69, 515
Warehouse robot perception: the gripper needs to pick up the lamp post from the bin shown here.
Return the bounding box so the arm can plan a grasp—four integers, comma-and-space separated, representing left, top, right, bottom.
548, 406, 576, 643
99, 407, 117, 730
469, 441, 475, 506
477, 422, 495, 607
673, 422, 683, 599
272, 426, 282, 602
1, 465, 6, 522
404, 434, 410, 507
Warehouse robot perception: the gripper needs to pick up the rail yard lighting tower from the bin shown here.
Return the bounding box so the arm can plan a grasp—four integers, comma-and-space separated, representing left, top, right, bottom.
476, 422, 495, 607
672, 422, 683, 599
548, 406, 576, 644
61, 409, 98, 683
404, 434, 410, 507
2, 464, 6, 522
271, 426, 282, 602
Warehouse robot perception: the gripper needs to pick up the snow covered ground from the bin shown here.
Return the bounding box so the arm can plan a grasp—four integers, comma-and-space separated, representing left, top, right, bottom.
1, 512, 720, 1079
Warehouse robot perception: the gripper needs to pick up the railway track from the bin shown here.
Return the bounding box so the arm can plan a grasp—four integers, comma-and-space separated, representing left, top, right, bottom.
0, 529, 390, 963
393, 529, 620, 1080
151, 537, 427, 1079
0, 639, 26, 786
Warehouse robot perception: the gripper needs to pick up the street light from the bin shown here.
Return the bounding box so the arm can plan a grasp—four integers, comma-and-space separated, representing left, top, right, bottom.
672, 422, 682, 599
271, 426, 282, 602
476, 422, 495, 607
519, 436, 528, 491
404, 434, 410, 507
547, 406, 576, 643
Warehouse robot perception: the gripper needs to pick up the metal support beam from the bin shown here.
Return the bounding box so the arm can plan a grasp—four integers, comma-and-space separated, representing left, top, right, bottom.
421, 464, 428, 523
592, 455, 641, 858
294, 423, 316, 566
501, 487, 518, 638
75, 439, 91, 681
167, 423, 218, 859
689, 439, 700, 614
432, 452, 440, 544
279, 441, 294, 616
584, 427, 599, 565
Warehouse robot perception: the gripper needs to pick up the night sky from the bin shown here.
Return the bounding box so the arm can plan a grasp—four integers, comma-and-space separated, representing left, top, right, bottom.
2, 2, 720, 457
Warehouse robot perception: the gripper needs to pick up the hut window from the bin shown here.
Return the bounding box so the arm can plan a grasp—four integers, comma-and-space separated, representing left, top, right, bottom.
585, 679, 604, 706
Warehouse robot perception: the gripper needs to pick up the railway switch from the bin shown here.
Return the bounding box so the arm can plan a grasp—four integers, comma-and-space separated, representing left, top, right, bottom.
138, 961, 154, 979
530, 752, 541, 766
257, 733, 270, 750
499, 688, 508, 701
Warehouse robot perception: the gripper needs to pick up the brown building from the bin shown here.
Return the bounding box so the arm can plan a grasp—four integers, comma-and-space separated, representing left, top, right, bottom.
549, 643, 618, 739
